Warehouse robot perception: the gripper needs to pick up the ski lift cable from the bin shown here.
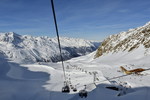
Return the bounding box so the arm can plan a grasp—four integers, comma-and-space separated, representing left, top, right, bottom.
50, 0, 66, 81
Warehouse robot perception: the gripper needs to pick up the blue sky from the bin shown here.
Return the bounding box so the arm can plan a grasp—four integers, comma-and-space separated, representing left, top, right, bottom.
0, 0, 150, 41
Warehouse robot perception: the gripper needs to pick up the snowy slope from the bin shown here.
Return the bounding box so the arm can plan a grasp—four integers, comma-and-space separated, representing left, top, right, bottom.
18, 44, 150, 100
0, 32, 100, 63
0, 22, 150, 100
1, 44, 150, 100
95, 22, 150, 58
0, 52, 51, 100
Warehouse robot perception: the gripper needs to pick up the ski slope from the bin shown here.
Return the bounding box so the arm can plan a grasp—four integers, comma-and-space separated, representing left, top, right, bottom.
24, 48, 150, 100
0, 53, 50, 100
1, 43, 150, 100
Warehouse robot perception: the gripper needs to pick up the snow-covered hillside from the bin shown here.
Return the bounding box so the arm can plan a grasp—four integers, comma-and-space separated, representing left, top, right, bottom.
0, 22, 150, 100
94, 22, 150, 58
0, 32, 100, 63
1, 45, 150, 100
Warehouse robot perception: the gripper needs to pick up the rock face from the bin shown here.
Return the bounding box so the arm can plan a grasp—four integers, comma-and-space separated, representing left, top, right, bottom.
94, 22, 150, 58
0, 32, 100, 63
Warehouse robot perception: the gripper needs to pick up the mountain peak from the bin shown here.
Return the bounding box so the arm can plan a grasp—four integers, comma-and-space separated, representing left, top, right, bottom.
0, 32, 21, 43
144, 21, 150, 27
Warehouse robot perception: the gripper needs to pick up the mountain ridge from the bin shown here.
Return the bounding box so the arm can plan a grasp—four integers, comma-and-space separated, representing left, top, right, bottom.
94, 22, 150, 58
0, 32, 100, 63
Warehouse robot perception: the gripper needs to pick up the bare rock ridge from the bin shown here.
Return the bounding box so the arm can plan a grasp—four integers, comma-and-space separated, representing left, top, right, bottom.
95, 22, 150, 58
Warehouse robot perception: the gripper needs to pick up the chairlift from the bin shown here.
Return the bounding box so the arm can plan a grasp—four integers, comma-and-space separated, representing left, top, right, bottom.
73, 88, 77, 92
79, 89, 88, 98
50, 0, 70, 94
62, 85, 70, 93
79, 85, 88, 98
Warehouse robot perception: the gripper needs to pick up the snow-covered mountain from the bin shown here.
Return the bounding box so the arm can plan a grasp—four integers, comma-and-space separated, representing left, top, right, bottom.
0, 32, 100, 63
94, 22, 150, 58
1, 22, 150, 100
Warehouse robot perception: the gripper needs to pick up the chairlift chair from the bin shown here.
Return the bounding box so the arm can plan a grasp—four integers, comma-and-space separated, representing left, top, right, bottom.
62, 85, 70, 93
79, 89, 88, 98
73, 88, 77, 92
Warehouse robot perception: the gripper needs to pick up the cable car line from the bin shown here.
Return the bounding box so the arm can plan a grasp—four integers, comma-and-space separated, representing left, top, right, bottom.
50, 0, 70, 93
50, 0, 66, 82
